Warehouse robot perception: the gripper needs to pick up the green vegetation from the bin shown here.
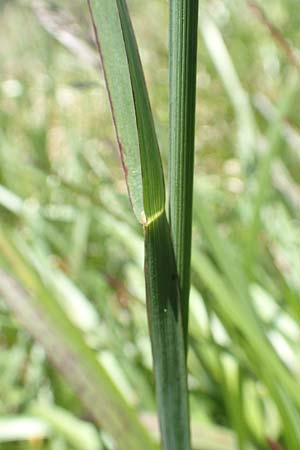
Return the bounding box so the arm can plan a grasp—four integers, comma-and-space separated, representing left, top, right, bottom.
1, 1, 300, 450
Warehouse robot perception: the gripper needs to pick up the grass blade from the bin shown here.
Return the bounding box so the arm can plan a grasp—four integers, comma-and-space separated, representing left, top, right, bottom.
88, 2, 191, 449
145, 212, 190, 450
169, 0, 199, 344
87, 0, 164, 223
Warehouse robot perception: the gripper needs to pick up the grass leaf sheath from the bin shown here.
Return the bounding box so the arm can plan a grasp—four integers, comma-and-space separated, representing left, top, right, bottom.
88, 1, 191, 449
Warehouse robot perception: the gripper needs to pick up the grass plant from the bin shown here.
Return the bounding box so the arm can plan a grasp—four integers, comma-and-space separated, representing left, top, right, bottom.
1, 1, 300, 450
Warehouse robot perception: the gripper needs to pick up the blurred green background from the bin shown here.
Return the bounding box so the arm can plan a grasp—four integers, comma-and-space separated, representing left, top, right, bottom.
1, 0, 300, 449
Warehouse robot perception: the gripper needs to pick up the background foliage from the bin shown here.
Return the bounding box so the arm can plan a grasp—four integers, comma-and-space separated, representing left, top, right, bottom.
1, 0, 300, 449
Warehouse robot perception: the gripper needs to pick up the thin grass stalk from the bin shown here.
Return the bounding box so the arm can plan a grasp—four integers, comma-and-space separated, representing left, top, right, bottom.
169, 0, 199, 347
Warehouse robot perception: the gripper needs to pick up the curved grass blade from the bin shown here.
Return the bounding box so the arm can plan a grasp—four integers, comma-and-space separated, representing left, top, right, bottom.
114, 0, 165, 221
169, 0, 199, 345
87, 0, 143, 222
87, 2, 191, 449
87, 0, 164, 223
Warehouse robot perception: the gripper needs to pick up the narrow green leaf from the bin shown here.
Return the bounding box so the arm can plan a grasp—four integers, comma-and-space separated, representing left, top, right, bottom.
87, 0, 143, 222
88, 2, 191, 449
115, 0, 165, 220
87, 0, 164, 223
169, 0, 199, 344
145, 212, 190, 450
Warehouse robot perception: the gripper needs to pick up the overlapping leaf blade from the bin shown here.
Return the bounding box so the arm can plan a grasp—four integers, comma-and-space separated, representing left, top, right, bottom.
87, 0, 164, 223
87, 1, 190, 449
